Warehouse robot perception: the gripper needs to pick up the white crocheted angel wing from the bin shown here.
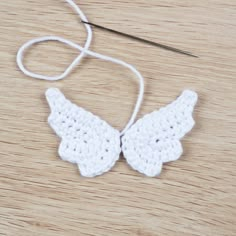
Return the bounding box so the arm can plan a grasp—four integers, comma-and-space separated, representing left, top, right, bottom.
122, 90, 198, 177
45, 88, 121, 177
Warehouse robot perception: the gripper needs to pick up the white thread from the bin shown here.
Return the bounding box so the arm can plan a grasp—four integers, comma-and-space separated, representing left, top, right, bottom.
17, 0, 92, 81
17, 0, 198, 177
16, 0, 144, 135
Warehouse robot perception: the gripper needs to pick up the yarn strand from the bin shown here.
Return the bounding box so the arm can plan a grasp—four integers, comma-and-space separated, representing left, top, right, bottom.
16, 0, 144, 135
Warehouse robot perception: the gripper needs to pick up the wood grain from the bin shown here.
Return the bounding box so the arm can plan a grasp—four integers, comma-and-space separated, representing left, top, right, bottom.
0, 0, 236, 235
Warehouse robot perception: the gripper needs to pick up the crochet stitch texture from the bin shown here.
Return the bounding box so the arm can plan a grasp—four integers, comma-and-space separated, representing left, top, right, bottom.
46, 88, 198, 177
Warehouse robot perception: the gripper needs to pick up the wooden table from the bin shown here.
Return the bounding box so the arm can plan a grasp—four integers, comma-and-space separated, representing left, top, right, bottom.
0, 1, 236, 235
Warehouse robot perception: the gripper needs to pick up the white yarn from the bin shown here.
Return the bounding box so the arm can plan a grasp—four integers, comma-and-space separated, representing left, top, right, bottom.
17, 0, 198, 177
16, 0, 144, 135
46, 88, 198, 177
17, 0, 92, 81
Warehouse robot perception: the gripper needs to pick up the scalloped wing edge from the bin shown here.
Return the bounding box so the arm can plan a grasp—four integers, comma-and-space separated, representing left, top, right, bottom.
45, 88, 121, 177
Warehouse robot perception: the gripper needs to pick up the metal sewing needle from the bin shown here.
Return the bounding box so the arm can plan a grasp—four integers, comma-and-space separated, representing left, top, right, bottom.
81, 20, 198, 58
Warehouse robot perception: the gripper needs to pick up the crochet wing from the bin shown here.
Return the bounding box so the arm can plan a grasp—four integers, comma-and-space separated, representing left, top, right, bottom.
46, 88, 121, 177
122, 90, 198, 177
